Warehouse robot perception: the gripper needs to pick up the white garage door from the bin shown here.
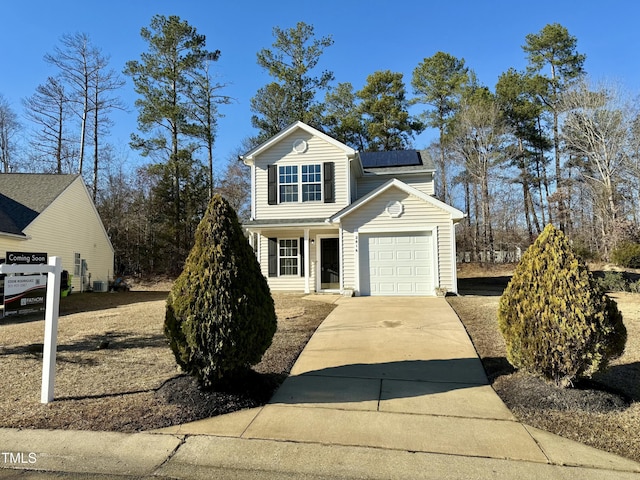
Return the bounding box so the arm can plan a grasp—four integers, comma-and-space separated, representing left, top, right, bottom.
360, 232, 434, 296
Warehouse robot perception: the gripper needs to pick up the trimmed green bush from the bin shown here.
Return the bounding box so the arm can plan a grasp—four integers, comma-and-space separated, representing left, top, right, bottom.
498, 224, 627, 387
165, 194, 277, 388
611, 242, 640, 269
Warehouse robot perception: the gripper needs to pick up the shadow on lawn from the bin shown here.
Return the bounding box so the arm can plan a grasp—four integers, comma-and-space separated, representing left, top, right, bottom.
593, 361, 640, 402
0, 291, 169, 326
458, 270, 640, 297
1, 331, 167, 357
457, 276, 511, 297
59, 290, 169, 315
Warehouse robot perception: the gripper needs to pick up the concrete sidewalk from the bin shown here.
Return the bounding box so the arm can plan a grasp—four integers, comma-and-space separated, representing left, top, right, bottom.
2, 297, 640, 479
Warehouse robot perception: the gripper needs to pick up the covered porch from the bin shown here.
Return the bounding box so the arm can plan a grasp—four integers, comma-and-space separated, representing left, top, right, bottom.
245, 219, 341, 294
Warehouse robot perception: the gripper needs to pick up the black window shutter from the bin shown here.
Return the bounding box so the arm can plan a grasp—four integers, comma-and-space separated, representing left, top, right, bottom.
323, 162, 335, 203
299, 237, 305, 277
268, 238, 278, 277
268, 165, 277, 205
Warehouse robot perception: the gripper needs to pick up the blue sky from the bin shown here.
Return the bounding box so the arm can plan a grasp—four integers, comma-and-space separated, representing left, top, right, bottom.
1, 0, 638, 172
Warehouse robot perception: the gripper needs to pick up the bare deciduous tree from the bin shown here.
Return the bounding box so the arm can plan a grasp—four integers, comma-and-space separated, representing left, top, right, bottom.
451, 89, 510, 261
0, 94, 21, 173
45, 32, 124, 197
562, 79, 636, 256
45, 33, 97, 174
23, 76, 75, 173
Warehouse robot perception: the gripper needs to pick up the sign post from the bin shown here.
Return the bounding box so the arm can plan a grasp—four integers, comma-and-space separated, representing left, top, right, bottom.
0, 256, 62, 403
41, 256, 62, 403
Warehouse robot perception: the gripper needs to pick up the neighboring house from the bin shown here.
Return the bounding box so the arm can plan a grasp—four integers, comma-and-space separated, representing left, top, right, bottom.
241, 121, 465, 296
0, 173, 114, 292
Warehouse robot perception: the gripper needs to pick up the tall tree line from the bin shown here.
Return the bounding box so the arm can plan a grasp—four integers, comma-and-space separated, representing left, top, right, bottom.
4, 17, 640, 276
249, 21, 640, 264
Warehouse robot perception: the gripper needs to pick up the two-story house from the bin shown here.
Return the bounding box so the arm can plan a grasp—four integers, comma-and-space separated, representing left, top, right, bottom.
240, 121, 464, 296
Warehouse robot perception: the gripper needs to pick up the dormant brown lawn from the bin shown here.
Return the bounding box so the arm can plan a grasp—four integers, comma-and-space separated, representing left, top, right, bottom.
0, 289, 335, 432
450, 264, 640, 463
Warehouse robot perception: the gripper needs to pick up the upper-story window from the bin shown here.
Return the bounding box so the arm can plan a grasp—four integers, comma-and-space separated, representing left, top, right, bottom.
278, 164, 322, 203
268, 162, 334, 205
301, 164, 322, 201
279, 165, 298, 202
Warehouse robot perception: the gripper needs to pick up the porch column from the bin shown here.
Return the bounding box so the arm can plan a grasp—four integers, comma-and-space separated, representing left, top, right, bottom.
304, 228, 310, 294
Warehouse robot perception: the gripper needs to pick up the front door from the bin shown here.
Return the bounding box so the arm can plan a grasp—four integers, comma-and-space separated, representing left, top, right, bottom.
320, 237, 340, 290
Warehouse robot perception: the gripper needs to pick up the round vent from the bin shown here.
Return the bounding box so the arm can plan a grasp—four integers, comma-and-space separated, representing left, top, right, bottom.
385, 201, 404, 218
292, 139, 308, 153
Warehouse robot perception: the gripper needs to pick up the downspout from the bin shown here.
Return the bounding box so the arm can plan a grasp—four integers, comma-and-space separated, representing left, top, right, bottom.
451, 219, 459, 294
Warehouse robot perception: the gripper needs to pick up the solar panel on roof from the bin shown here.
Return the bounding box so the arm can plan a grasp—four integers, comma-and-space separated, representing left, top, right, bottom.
360, 150, 421, 168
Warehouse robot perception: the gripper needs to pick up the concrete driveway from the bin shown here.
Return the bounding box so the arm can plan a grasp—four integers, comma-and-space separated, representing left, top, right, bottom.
156, 296, 640, 478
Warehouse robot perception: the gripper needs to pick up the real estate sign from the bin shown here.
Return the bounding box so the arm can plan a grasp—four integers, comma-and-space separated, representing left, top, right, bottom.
6, 252, 48, 265
4, 275, 47, 315
3, 252, 48, 315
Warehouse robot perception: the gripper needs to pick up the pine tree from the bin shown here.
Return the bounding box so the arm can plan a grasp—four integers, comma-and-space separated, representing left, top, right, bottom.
498, 224, 626, 387
357, 70, 423, 151
165, 194, 277, 388
251, 21, 333, 141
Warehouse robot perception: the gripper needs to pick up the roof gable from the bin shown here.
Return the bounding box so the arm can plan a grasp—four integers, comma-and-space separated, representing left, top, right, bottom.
329, 178, 464, 223
0, 174, 79, 235
241, 121, 356, 163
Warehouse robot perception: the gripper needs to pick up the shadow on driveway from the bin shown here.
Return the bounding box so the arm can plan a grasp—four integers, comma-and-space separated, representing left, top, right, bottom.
273, 358, 490, 405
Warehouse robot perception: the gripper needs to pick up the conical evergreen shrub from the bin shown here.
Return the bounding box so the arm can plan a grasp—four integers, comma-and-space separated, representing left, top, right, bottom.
498, 224, 626, 387
165, 194, 277, 388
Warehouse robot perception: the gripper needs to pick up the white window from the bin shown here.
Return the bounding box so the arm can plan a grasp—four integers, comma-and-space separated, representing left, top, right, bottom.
301, 164, 322, 201
279, 239, 299, 275
74, 253, 81, 276
279, 165, 298, 203
278, 164, 322, 203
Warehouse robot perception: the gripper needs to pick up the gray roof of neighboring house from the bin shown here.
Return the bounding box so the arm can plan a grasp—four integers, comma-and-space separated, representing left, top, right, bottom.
359, 150, 435, 172
0, 174, 78, 235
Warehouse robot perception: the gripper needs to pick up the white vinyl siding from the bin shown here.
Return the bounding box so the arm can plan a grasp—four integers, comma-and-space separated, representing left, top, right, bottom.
254, 130, 349, 219
0, 178, 114, 292
340, 187, 456, 296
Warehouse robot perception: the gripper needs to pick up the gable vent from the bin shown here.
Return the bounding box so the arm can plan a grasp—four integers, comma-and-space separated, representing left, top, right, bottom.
292, 139, 308, 153
385, 200, 404, 218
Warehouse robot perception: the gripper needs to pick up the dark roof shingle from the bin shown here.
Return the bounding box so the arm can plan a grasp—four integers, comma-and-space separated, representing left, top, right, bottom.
0, 174, 78, 235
